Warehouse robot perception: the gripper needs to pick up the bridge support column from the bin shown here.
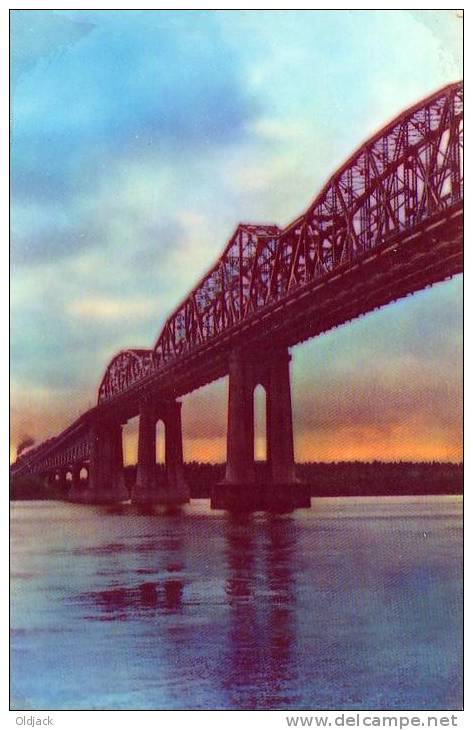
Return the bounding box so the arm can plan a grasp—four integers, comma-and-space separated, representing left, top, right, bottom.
224, 348, 255, 486
133, 402, 158, 504
212, 346, 310, 511
165, 400, 189, 503
267, 350, 297, 485
45, 472, 56, 491
132, 399, 189, 506
86, 422, 129, 504
68, 465, 83, 502
55, 469, 68, 494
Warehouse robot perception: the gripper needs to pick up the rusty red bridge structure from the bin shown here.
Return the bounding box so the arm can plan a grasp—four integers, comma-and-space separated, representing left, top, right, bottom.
11, 81, 463, 510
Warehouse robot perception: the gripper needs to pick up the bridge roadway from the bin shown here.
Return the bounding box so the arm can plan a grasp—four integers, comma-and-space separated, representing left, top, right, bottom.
11, 81, 463, 510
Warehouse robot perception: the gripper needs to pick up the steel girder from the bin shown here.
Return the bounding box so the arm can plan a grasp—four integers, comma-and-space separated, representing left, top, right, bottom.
12, 432, 90, 477
98, 82, 463, 403
12, 80, 463, 476
19, 82, 463, 418
98, 349, 155, 404
97, 81, 462, 405
150, 81, 462, 373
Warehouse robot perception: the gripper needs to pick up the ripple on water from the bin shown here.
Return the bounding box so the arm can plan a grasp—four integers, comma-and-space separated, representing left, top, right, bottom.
10, 496, 462, 710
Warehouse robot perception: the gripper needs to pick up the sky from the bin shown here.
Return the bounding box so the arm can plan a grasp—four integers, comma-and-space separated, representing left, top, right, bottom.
10, 9, 463, 464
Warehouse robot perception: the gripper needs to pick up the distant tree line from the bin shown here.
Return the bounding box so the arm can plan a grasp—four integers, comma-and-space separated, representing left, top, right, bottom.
9, 474, 64, 501
10, 461, 463, 501
295, 460, 463, 497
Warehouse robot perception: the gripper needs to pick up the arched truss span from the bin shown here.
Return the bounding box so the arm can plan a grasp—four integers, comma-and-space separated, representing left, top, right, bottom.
13, 82, 464, 476
97, 81, 462, 402
98, 349, 155, 404
153, 81, 462, 366
154, 223, 281, 364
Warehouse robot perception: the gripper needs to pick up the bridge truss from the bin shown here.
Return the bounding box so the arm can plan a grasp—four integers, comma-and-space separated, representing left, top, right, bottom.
97, 80, 463, 404
12, 80, 463, 480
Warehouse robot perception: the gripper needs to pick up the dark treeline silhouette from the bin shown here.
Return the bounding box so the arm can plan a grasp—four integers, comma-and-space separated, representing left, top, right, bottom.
10, 474, 65, 501
183, 461, 463, 497
296, 460, 463, 497
123, 461, 463, 497
10, 461, 462, 501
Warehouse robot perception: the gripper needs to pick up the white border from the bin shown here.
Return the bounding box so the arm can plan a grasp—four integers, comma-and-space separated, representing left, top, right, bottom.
3, 3, 466, 726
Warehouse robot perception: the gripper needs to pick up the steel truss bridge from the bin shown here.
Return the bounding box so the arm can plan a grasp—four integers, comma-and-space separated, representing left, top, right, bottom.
11, 81, 463, 510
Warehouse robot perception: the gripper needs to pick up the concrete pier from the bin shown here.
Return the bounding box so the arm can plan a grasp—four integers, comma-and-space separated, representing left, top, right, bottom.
212, 346, 310, 511
68, 464, 83, 502
133, 402, 157, 504
132, 399, 189, 506
86, 421, 129, 504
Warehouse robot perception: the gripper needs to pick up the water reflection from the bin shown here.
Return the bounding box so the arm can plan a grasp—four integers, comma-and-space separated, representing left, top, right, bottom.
10, 498, 463, 710
78, 578, 184, 620
224, 513, 259, 700
68, 511, 300, 707
264, 517, 297, 706
222, 514, 297, 708
74, 530, 185, 620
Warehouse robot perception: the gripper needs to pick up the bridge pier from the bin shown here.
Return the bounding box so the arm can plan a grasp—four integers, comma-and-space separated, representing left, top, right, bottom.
133, 402, 157, 503
212, 346, 310, 511
132, 399, 189, 506
267, 351, 298, 485
45, 472, 56, 491
68, 464, 84, 502
55, 469, 68, 493
165, 400, 188, 501
86, 422, 129, 504
223, 348, 255, 485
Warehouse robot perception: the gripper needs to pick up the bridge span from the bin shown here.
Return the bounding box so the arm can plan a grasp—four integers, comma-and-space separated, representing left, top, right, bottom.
11, 81, 463, 510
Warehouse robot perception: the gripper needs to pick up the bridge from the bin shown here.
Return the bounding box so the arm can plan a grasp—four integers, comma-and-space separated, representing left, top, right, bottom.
11, 81, 463, 510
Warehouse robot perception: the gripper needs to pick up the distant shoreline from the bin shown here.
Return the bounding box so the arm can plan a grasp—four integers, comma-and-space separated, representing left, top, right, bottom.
10, 461, 463, 501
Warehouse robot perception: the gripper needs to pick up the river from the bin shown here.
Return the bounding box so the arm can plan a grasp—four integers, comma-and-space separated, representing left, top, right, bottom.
10, 496, 462, 710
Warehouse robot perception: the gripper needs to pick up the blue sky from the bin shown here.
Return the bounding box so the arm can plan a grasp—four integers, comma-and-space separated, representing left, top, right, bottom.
10, 9, 463, 462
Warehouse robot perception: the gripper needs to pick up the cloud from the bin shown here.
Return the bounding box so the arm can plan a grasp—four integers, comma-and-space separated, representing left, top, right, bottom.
10, 10, 95, 90
11, 222, 94, 267
10, 10, 463, 463
247, 118, 306, 141
11, 10, 259, 202
69, 296, 156, 322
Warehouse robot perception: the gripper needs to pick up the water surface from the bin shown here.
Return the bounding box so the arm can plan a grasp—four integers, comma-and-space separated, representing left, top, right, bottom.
10, 496, 462, 710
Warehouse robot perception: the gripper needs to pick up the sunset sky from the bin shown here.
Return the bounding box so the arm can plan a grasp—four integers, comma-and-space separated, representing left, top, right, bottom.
10, 9, 463, 464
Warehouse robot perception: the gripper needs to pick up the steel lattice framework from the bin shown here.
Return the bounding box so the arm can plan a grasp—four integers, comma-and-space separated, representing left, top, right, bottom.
12, 425, 89, 475
98, 349, 155, 404
11, 81, 463, 478
97, 80, 463, 404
